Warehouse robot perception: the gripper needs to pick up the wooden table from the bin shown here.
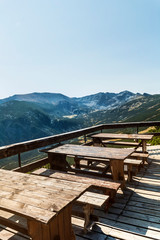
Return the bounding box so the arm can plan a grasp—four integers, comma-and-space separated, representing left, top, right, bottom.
0, 169, 90, 240
44, 144, 134, 187
91, 133, 153, 152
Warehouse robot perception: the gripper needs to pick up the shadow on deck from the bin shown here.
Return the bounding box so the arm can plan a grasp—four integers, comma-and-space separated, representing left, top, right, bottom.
73, 146, 160, 240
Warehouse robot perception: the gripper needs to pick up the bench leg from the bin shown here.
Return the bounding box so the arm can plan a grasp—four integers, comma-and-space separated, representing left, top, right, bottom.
127, 164, 133, 182
105, 189, 116, 204
83, 204, 94, 233
142, 140, 147, 153
74, 156, 81, 169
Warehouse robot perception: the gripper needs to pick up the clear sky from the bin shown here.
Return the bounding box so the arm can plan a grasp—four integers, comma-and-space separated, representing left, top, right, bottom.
0, 0, 160, 99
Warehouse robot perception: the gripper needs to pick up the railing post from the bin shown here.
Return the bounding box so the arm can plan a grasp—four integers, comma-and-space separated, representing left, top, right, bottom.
136, 126, 139, 134
18, 153, 21, 168
84, 135, 87, 143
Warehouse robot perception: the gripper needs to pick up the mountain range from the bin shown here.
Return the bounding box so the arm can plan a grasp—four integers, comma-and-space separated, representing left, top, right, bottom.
0, 91, 159, 147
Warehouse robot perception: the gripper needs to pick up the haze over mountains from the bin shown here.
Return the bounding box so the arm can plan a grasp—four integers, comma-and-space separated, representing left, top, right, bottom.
0, 91, 159, 146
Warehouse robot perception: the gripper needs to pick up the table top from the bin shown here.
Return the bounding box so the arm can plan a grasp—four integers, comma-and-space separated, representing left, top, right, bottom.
46, 144, 134, 161
0, 169, 90, 224
91, 133, 153, 140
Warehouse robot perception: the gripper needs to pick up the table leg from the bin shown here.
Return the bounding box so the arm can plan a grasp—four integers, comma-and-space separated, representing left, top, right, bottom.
142, 140, 147, 153
74, 156, 80, 169
28, 220, 58, 240
92, 138, 102, 146
49, 153, 69, 171
110, 160, 125, 189
28, 205, 75, 240
127, 164, 133, 182
28, 220, 43, 240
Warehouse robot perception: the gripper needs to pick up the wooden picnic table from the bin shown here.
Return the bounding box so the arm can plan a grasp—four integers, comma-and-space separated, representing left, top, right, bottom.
0, 169, 90, 240
44, 144, 134, 188
91, 133, 153, 152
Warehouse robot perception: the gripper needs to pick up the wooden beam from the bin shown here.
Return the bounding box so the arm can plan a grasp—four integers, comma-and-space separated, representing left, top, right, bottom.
13, 157, 49, 173
0, 121, 160, 160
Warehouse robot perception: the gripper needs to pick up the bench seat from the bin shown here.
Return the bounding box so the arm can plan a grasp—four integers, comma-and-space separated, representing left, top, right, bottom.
129, 151, 149, 163
77, 191, 109, 207
102, 140, 140, 147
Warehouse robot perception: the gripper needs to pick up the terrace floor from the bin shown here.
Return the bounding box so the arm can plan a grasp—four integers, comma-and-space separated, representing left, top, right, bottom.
72, 145, 160, 240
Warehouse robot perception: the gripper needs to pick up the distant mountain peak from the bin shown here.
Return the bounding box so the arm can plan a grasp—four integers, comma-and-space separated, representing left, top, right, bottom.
0, 91, 147, 111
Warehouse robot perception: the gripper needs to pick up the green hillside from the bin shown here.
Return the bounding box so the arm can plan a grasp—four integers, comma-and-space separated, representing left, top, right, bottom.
81, 95, 160, 126
0, 100, 83, 146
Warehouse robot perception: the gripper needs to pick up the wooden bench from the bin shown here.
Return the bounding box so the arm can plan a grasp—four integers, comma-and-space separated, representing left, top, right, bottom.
32, 168, 112, 232
32, 168, 120, 202
129, 151, 149, 164
102, 140, 140, 148
74, 191, 109, 232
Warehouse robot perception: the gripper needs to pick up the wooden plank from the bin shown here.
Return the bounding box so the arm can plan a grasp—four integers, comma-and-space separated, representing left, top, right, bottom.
0, 180, 88, 208
130, 152, 149, 158
77, 191, 109, 207
128, 187, 160, 197
91, 133, 153, 140
72, 216, 153, 240
116, 215, 160, 232
124, 159, 142, 165
0, 180, 83, 202
102, 140, 140, 147
139, 178, 160, 185
14, 157, 50, 173
0, 197, 56, 223
127, 200, 160, 211
123, 205, 160, 218
72, 217, 108, 239
122, 210, 160, 224
0, 189, 71, 213
100, 217, 160, 239
131, 192, 160, 201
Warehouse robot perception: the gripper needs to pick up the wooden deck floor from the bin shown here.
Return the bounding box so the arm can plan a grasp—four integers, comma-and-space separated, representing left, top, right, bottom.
72, 145, 160, 240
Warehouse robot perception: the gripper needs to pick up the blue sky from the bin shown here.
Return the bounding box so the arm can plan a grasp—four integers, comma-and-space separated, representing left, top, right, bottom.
0, 0, 160, 98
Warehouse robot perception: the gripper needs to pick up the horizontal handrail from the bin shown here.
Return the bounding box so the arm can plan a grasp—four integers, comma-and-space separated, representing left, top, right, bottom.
0, 121, 160, 160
